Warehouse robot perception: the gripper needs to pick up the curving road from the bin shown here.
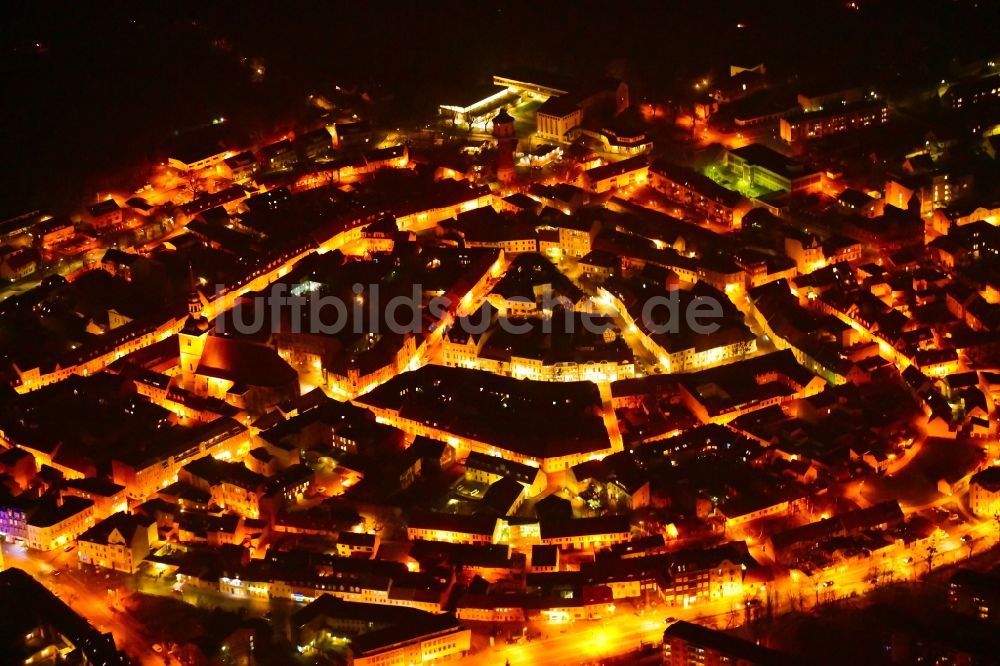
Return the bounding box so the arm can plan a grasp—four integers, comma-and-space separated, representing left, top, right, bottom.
3, 542, 166, 665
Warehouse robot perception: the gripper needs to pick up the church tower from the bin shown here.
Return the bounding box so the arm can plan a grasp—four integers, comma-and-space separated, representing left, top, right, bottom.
493, 108, 516, 185
178, 264, 209, 389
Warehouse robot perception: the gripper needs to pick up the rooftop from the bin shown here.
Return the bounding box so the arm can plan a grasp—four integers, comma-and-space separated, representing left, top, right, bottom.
728, 143, 815, 180
664, 621, 795, 664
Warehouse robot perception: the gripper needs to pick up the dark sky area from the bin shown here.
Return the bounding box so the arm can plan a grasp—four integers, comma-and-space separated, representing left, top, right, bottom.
1, 0, 997, 216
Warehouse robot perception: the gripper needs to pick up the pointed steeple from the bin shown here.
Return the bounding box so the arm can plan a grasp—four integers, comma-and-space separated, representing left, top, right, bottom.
184, 263, 209, 334
187, 263, 202, 319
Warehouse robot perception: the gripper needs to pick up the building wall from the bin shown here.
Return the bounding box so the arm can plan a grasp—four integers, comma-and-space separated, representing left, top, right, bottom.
647, 172, 746, 228
540, 530, 631, 551
970, 480, 1000, 517
78, 523, 154, 573
583, 165, 649, 194
537, 109, 583, 141
406, 526, 497, 546
780, 104, 888, 142
0, 507, 27, 540
352, 627, 471, 666
26, 505, 96, 551
664, 561, 744, 606
168, 150, 232, 172
112, 427, 251, 500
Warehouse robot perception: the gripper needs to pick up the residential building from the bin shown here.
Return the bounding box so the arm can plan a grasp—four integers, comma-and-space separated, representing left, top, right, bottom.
0, 248, 39, 281
223, 151, 258, 183
943, 75, 1000, 109
0, 497, 30, 541
664, 543, 754, 605
77, 512, 157, 573
111, 417, 251, 500
34, 217, 75, 251
970, 466, 1000, 518
577, 155, 649, 193
335, 531, 380, 559
779, 100, 888, 142
464, 452, 547, 497
85, 198, 124, 231
725, 144, 823, 193
407, 512, 501, 545
61, 478, 128, 519
179, 456, 267, 519
0, 446, 36, 487
648, 161, 751, 228
539, 515, 632, 550
663, 621, 794, 665
25, 496, 95, 551
291, 595, 471, 665
949, 568, 1000, 623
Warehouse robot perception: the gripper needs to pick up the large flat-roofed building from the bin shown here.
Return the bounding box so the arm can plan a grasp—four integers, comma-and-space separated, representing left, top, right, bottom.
536, 94, 583, 142
439, 84, 521, 127
85, 198, 124, 231
493, 68, 572, 99
725, 144, 822, 193
780, 100, 888, 142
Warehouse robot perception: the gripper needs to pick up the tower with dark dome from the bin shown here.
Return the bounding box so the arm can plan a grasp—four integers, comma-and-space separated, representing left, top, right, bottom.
493, 108, 516, 185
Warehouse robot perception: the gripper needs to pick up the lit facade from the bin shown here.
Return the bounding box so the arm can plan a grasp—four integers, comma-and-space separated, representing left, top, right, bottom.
780, 101, 888, 142
577, 156, 649, 193
537, 106, 582, 142
350, 626, 471, 666
648, 162, 750, 228
77, 513, 157, 573
725, 144, 823, 193
168, 148, 233, 172
111, 418, 251, 500
969, 467, 1000, 517
25, 498, 95, 551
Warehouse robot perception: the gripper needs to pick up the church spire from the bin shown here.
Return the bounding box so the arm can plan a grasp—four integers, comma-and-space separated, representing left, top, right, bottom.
187, 263, 203, 320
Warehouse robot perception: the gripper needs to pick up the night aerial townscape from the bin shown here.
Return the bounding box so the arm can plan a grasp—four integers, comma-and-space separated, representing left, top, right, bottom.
4, 2, 1000, 666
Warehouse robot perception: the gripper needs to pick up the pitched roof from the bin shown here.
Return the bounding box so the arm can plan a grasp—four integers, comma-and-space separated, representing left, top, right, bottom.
539, 515, 631, 540
196, 336, 298, 388
78, 512, 152, 546
408, 511, 499, 536
664, 621, 795, 664
971, 466, 1000, 492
